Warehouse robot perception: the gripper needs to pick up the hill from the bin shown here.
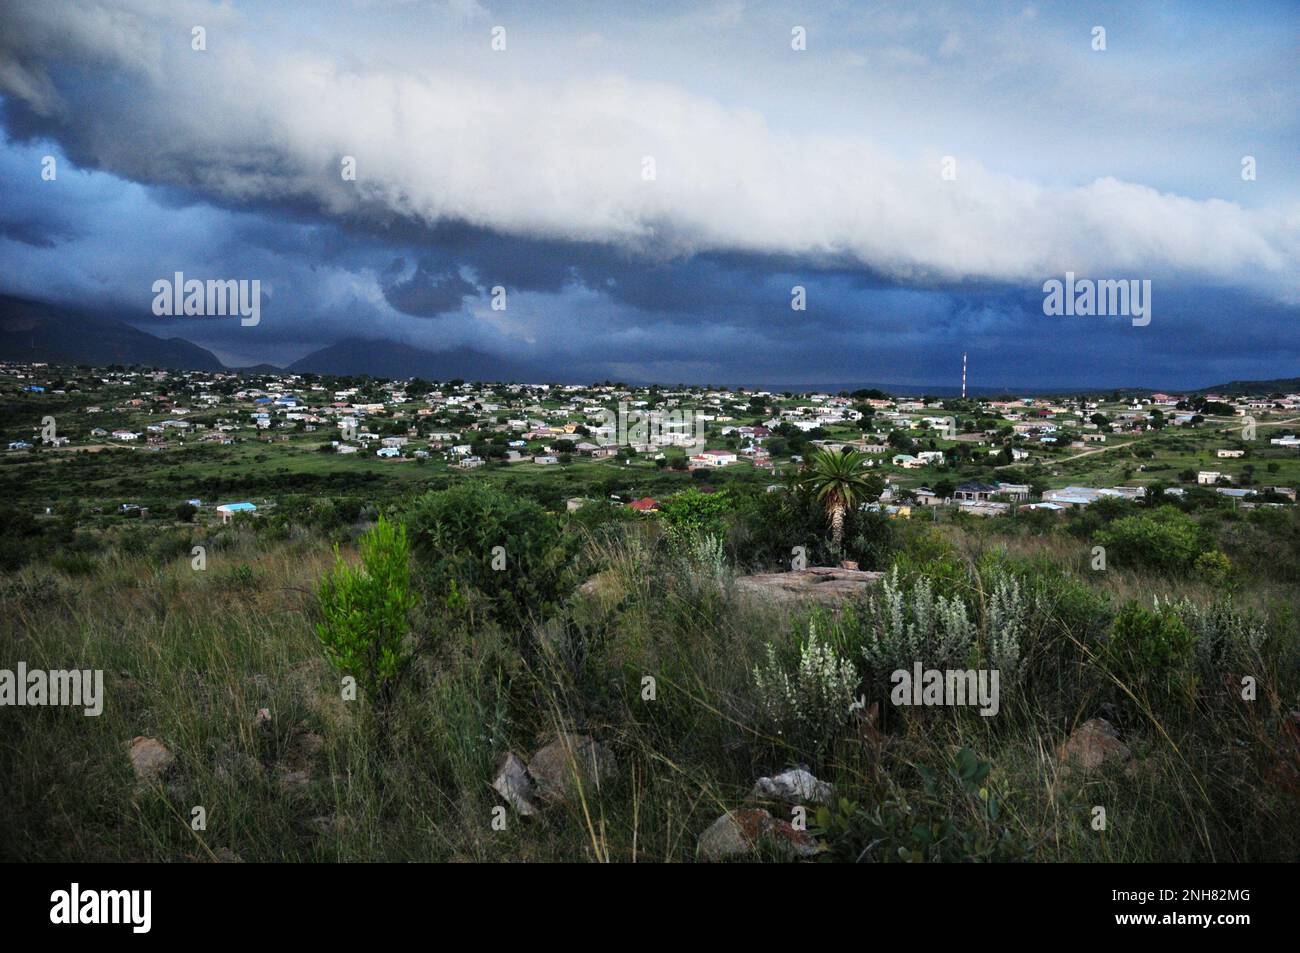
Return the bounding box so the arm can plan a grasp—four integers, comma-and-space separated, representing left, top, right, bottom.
0, 294, 224, 371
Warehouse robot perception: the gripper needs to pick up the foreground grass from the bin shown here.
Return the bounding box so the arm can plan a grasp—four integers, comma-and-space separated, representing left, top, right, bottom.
2, 519, 1298, 863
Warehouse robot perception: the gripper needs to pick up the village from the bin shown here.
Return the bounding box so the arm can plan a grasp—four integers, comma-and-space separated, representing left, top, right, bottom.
3, 361, 1298, 526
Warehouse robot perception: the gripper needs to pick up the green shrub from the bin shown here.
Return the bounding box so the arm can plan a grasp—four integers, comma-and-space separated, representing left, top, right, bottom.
1094, 507, 1206, 574
315, 514, 417, 707
405, 483, 578, 631
659, 488, 734, 543
1104, 600, 1196, 697
813, 748, 1034, 862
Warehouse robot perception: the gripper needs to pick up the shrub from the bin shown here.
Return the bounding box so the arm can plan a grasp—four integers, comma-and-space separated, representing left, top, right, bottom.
1175, 597, 1266, 678
1094, 507, 1205, 575
859, 569, 977, 678
753, 618, 858, 757
315, 515, 417, 707
813, 748, 1034, 863
659, 488, 734, 543
1104, 599, 1196, 698
405, 482, 578, 630
1193, 549, 1232, 585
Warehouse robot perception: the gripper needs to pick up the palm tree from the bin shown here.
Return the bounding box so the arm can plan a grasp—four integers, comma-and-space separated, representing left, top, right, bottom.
797, 448, 883, 549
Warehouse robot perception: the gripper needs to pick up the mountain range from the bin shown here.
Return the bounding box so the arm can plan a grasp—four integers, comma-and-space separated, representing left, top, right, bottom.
1, 294, 1294, 396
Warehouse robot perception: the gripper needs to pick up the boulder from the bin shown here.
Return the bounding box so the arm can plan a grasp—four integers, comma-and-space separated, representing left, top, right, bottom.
697, 808, 818, 861
735, 567, 884, 606
527, 733, 616, 803
752, 768, 832, 805
492, 751, 540, 816
1058, 718, 1131, 771
125, 736, 174, 785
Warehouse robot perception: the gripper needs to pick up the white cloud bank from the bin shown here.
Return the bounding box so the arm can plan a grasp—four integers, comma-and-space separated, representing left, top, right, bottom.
2, 0, 1297, 302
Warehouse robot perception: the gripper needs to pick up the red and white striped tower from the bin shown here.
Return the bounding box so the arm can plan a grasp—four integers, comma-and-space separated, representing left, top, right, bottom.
962, 352, 967, 399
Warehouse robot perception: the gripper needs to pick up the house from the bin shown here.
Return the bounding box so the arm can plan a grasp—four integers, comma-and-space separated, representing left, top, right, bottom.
7, 440, 32, 450
111, 430, 141, 441
891, 454, 921, 468
913, 487, 946, 506
376, 447, 402, 458
217, 502, 257, 523
533, 455, 559, 465
958, 500, 1010, 517
1042, 486, 1104, 507
458, 455, 485, 469
1216, 449, 1245, 458
954, 480, 999, 502
1197, 471, 1221, 485
627, 497, 659, 513
690, 449, 737, 468
916, 450, 946, 465
995, 483, 1031, 501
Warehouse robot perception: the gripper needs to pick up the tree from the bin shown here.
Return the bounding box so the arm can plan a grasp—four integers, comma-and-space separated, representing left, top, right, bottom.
797, 448, 884, 548
314, 515, 417, 709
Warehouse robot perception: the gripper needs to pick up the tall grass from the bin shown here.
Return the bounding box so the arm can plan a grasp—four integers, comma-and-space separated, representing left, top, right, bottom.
2, 513, 1297, 862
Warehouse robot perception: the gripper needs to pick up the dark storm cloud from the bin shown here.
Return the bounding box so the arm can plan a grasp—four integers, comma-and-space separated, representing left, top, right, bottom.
381, 257, 479, 318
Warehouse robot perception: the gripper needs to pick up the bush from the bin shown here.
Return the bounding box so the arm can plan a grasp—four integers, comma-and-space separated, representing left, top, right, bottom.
659, 488, 733, 543
753, 617, 858, 758
813, 748, 1034, 862
1094, 507, 1206, 575
1104, 600, 1196, 699
405, 482, 578, 631
315, 515, 417, 707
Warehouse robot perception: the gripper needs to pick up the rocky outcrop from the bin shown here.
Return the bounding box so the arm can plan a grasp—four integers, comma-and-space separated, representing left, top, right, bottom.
735, 567, 884, 606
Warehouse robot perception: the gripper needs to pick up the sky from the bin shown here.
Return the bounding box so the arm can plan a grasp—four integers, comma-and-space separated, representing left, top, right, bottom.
0, 0, 1297, 390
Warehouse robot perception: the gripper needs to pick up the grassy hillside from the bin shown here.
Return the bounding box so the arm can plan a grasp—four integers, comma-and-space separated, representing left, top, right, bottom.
3, 480, 1298, 863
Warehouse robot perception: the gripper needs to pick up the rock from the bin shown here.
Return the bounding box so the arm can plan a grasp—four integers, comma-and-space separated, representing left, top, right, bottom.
1058, 718, 1131, 771
492, 751, 540, 816
839, 560, 859, 571
125, 736, 174, 785
752, 768, 832, 805
735, 567, 884, 606
697, 808, 818, 861
527, 733, 616, 803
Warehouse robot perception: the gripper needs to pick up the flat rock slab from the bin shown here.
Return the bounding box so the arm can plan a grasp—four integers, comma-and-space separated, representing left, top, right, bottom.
735, 567, 884, 605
